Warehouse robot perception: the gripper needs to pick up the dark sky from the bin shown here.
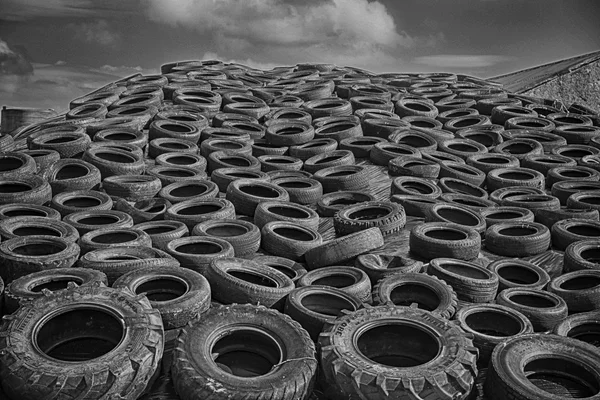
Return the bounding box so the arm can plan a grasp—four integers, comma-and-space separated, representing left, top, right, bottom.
1, 0, 600, 109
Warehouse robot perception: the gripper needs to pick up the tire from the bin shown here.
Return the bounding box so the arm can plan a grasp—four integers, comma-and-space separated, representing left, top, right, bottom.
4, 267, 107, 314
422, 149, 466, 164
0, 203, 61, 221
134, 220, 189, 251
489, 186, 546, 204
438, 138, 488, 159
567, 190, 600, 213
551, 144, 600, 162
303, 150, 355, 174
316, 191, 376, 217
265, 121, 315, 146
148, 138, 199, 159
284, 285, 363, 341
149, 120, 201, 143
207, 151, 261, 174
155, 152, 207, 172
390, 194, 442, 217
319, 305, 477, 400
496, 288, 568, 332
428, 257, 499, 303
145, 165, 206, 187
165, 198, 236, 229
0, 215, 79, 243
304, 227, 384, 270
82, 146, 145, 178
252, 255, 307, 282
370, 142, 421, 166
339, 137, 387, 158
455, 303, 533, 367
438, 177, 489, 199
0, 236, 80, 283
391, 176, 443, 198
42, 158, 101, 195
372, 272, 457, 319
547, 165, 600, 188
78, 227, 152, 255
257, 155, 303, 172
490, 105, 537, 125
172, 304, 317, 400
0, 174, 52, 206
395, 98, 439, 118
226, 179, 289, 217
564, 239, 600, 272
484, 334, 600, 400
288, 138, 338, 161
66, 101, 108, 119
388, 156, 440, 179
502, 129, 566, 152
63, 209, 134, 235
0, 152, 36, 178
552, 218, 600, 251
93, 127, 148, 148
480, 206, 535, 227
388, 129, 438, 154
425, 203, 486, 235
206, 258, 294, 309
537, 207, 598, 230
487, 259, 551, 291
0, 285, 163, 400
439, 193, 499, 211
78, 246, 179, 285
297, 266, 372, 304
486, 167, 545, 193
548, 270, 600, 313
114, 198, 171, 224
409, 222, 481, 261
551, 181, 600, 205
29, 130, 91, 158
50, 189, 113, 217
438, 161, 486, 187
192, 219, 261, 257
166, 236, 235, 276
485, 221, 551, 257
456, 129, 503, 150
333, 201, 406, 237
314, 120, 363, 142
313, 165, 371, 193
211, 167, 270, 193
113, 266, 211, 330
465, 153, 520, 176
498, 194, 561, 218
251, 139, 289, 157
555, 124, 600, 144
261, 221, 322, 261
19, 149, 60, 173
554, 311, 600, 347
102, 175, 162, 201
494, 138, 544, 161
354, 253, 423, 282
159, 179, 219, 204
253, 200, 320, 231
361, 117, 410, 138
271, 177, 323, 205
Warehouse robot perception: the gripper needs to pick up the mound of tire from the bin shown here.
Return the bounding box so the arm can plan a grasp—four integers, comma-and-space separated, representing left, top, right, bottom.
0, 60, 599, 399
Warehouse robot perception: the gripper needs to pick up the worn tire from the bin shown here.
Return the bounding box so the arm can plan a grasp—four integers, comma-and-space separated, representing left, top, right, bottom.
319, 305, 478, 400
552, 218, 600, 251
0, 285, 163, 400
165, 236, 234, 276
333, 201, 406, 237
486, 167, 545, 193
165, 198, 236, 229
133, 220, 188, 251
0, 174, 52, 206
192, 219, 261, 257
297, 266, 372, 304
429, 257, 499, 303
0, 216, 79, 243
261, 221, 322, 261
372, 272, 458, 319
78, 227, 152, 255
425, 203, 486, 235
114, 198, 171, 224
312, 165, 371, 194
554, 311, 600, 347
4, 267, 107, 314
50, 189, 113, 217
485, 221, 551, 257
316, 191, 376, 217
63, 209, 134, 235
252, 255, 308, 283
113, 266, 210, 329
172, 304, 317, 400
564, 239, 600, 272
487, 258, 551, 291
409, 222, 481, 261
548, 270, 600, 313
496, 287, 568, 332
102, 175, 162, 202
305, 227, 384, 270
354, 253, 423, 283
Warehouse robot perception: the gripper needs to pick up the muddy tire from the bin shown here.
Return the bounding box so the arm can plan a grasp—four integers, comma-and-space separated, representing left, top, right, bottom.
319, 305, 478, 400
113, 266, 210, 329
372, 272, 458, 319
0, 285, 163, 400
172, 304, 317, 400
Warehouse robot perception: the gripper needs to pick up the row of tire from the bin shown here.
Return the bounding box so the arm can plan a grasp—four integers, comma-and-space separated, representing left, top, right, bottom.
0, 59, 598, 399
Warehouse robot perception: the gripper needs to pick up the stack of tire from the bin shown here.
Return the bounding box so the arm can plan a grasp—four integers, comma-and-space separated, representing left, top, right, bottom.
0, 60, 598, 400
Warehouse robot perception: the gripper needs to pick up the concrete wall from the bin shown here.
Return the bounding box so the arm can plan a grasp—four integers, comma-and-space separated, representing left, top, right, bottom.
523, 60, 600, 113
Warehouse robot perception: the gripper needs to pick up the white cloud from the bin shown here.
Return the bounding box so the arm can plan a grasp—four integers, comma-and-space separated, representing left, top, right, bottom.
68, 20, 120, 47
0, 39, 13, 56
413, 55, 514, 68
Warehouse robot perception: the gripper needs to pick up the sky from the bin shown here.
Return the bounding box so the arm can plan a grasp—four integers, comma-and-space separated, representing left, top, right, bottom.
1, 0, 600, 110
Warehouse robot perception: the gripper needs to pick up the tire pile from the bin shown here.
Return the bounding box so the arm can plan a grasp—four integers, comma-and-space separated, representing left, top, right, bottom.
0, 60, 599, 400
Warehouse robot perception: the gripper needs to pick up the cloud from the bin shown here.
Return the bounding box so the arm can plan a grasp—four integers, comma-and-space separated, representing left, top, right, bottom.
68, 20, 120, 47
0, 39, 34, 75
413, 55, 514, 68
0, 0, 94, 20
